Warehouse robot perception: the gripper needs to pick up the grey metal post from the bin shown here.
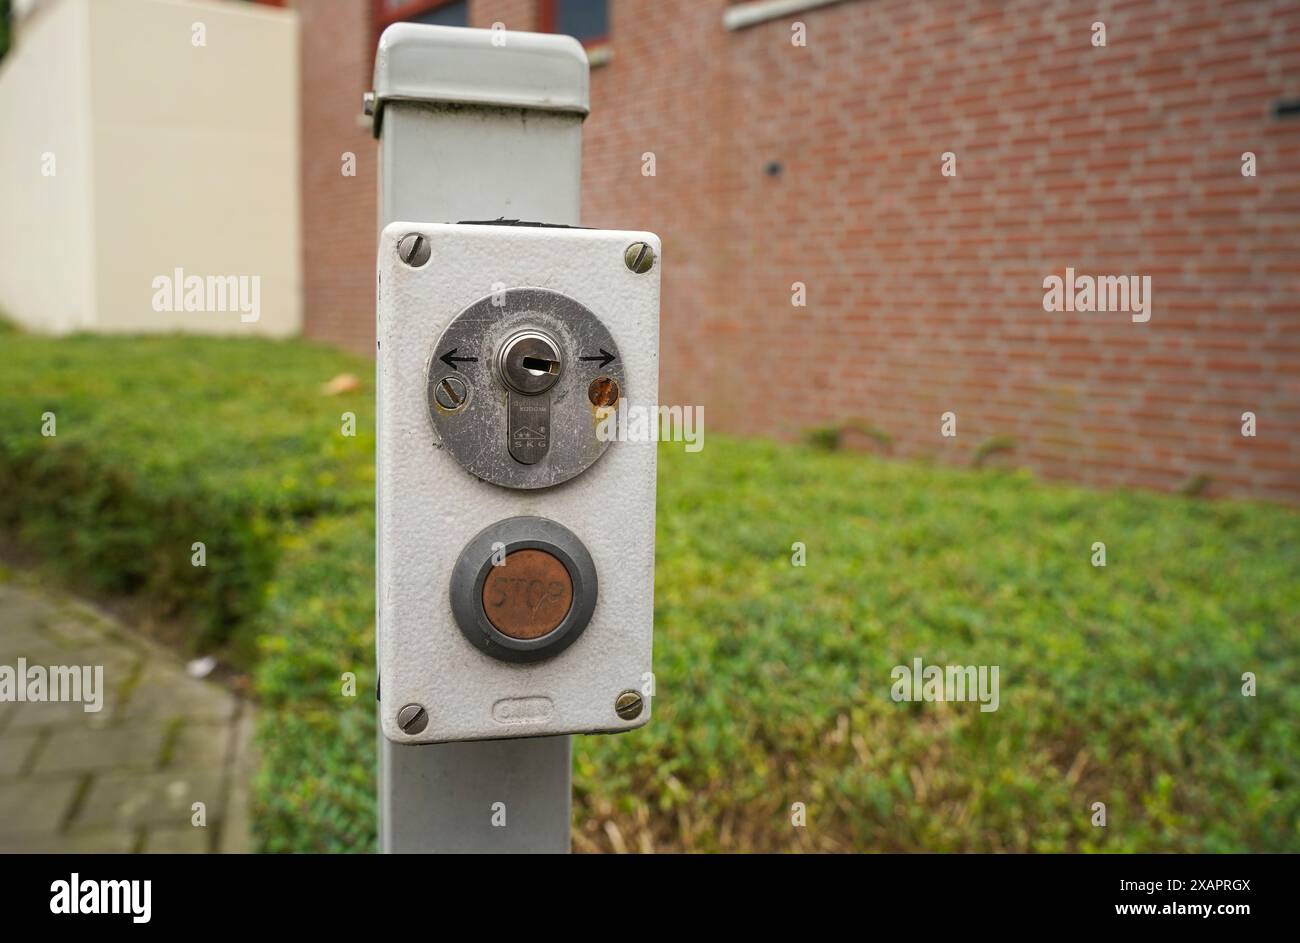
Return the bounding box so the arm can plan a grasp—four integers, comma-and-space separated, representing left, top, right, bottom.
370, 24, 589, 854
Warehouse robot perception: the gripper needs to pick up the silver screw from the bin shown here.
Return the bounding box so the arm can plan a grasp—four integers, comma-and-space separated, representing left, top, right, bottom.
624, 241, 655, 274
362, 91, 376, 117
397, 233, 431, 267
433, 375, 468, 410
397, 703, 428, 734
615, 690, 644, 720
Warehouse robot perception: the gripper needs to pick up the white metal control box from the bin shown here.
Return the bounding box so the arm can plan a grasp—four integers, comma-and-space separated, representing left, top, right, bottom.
377, 222, 660, 744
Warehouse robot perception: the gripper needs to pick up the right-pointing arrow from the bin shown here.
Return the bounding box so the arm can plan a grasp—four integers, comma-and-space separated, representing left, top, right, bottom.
579, 348, 616, 369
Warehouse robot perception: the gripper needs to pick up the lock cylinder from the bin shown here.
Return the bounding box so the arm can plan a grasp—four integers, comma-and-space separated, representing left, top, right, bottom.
497, 330, 562, 395
497, 328, 562, 465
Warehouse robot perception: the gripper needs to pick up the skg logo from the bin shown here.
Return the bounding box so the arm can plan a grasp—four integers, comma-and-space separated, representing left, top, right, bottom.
50, 873, 151, 924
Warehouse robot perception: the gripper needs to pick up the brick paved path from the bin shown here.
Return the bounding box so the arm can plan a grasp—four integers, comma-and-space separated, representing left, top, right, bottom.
0, 574, 253, 852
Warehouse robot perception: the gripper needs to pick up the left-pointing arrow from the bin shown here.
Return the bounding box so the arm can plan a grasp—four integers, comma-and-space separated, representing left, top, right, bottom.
439, 348, 478, 370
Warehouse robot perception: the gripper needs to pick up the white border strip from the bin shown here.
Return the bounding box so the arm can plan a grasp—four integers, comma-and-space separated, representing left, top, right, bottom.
723, 0, 849, 31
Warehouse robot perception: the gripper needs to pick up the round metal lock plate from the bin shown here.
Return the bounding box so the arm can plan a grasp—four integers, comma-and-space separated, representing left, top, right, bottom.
427, 288, 624, 490
450, 516, 598, 663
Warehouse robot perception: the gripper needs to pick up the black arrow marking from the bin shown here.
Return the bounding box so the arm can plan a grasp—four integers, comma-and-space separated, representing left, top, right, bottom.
580, 348, 616, 369
439, 348, 478, 370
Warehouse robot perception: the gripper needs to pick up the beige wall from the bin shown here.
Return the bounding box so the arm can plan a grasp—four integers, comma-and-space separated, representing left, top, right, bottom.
0, 0, 300, 336
88, 0, 300, 335
0, 0, 95, 332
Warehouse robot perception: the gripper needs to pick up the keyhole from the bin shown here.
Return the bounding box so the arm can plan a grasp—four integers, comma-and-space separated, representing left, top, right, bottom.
521, 356, 560, 376
498, 330, 562, 395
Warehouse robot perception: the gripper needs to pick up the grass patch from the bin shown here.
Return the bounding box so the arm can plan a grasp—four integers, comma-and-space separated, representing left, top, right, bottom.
580, 442, 1299, 851
0, 333, 372, 657
250, 513, 376, 853
2, 333, 1297, 852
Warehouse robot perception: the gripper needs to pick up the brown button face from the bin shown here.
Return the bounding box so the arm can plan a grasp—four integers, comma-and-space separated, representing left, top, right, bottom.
481, 549, 574, 640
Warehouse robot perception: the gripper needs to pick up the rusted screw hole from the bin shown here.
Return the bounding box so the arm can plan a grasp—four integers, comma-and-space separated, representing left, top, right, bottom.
588, 376, 620, 408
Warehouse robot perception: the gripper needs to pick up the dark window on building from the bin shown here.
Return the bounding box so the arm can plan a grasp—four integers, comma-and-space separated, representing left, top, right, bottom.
377, 1, 469, 30
541, 0, 609, 45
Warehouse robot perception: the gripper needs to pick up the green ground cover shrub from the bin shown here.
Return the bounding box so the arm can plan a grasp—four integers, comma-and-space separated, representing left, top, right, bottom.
0, 333, 372, 655
3, 332, 1296, 852
250, 513, 376, 853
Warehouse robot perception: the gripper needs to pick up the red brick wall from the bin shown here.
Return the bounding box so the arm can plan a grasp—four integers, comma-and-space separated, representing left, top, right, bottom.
294, 0, 377, 356
297, 0, 1300, 501
470, 0, 538, 31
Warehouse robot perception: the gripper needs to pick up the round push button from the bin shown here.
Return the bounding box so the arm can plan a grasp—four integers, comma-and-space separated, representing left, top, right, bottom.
450, 516, 598, 663
481, 549, 574, 639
